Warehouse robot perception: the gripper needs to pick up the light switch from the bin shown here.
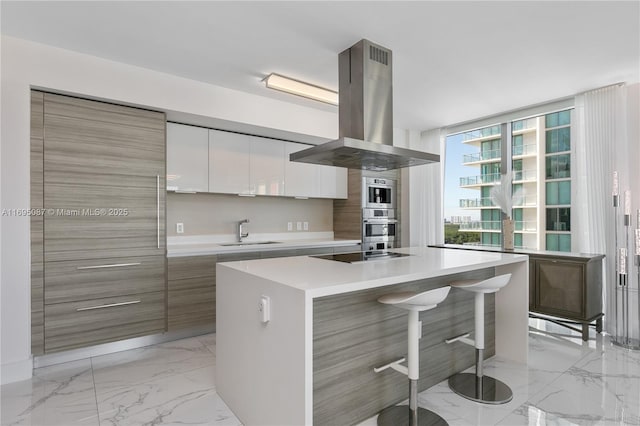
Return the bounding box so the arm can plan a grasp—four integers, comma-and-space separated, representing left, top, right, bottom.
176, 223, 184, 234
303, 221, 309, 231
259, 295, 271, 323
287, 222, 293, 231
296, 221, 302, 231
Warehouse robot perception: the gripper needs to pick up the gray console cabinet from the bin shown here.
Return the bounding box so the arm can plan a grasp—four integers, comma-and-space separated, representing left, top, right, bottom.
529, 253, 605, 340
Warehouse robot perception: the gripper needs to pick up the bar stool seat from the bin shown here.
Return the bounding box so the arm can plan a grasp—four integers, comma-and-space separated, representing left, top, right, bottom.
374, 286, 451, 426
446, 274, 513, 405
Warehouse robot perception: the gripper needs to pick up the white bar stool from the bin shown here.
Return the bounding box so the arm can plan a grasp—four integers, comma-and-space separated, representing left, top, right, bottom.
373, 286, 451, 426
445, 274, 513, 404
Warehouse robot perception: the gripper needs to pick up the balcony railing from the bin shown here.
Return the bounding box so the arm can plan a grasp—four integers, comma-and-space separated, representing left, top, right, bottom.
513, 169, 537, 182
459, 197, 494, 208
459, 220, 502, 231
515, 220, 538, 232
460, 195, 538, 209
459, 173, 501, 186
512, 143, 537, 156
459, 220, 538, 232
461, 126, 501, 141
462, 149, 501, 163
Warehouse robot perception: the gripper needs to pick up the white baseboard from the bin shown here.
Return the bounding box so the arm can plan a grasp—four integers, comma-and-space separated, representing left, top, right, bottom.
1, 357, 33, 385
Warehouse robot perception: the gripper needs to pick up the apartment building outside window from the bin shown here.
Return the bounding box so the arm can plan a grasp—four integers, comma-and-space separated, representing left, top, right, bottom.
443, 109, 573, 252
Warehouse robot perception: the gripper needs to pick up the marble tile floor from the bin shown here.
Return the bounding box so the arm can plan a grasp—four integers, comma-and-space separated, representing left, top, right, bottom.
2, 320, 639, 426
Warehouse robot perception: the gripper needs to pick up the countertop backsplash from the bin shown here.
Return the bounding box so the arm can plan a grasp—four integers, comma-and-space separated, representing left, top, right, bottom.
166, 192, 333, 236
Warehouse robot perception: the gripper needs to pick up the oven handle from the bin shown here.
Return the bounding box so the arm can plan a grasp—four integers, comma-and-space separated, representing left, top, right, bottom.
363, 219, 398, 224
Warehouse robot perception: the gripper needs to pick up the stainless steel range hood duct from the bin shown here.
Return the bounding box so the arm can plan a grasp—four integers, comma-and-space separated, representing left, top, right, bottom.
290, 39, 439, 171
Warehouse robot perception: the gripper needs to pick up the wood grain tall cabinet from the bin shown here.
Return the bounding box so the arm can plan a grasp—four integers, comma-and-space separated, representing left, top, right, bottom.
31, 91, 167, 355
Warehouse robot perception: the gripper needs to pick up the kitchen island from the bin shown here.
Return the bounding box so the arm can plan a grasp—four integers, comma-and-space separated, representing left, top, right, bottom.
216, 247, 528, 426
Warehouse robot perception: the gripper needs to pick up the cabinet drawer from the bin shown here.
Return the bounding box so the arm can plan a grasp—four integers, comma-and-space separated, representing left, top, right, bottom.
44, 255, 166, 304
168, 255, 216, 281
44, 291, 165, 353
168, 277, 215, 331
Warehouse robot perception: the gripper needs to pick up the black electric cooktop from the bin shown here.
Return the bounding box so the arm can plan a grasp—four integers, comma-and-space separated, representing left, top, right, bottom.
312, 250, 412, 264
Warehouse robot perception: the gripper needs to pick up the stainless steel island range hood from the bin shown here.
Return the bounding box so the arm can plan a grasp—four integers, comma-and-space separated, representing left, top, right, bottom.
290, 39, 439, 171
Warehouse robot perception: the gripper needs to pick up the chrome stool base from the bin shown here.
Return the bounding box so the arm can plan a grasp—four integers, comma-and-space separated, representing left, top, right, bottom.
377, 406, 448, 426
448, 373, 513, 405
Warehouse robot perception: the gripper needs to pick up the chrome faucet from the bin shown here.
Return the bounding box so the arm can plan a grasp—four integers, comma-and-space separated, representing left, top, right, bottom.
238, 219, 250, 242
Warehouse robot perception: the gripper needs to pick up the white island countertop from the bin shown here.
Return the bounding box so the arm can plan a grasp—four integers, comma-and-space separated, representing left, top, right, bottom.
216, 246, 529, 426
219, 246, 527, 298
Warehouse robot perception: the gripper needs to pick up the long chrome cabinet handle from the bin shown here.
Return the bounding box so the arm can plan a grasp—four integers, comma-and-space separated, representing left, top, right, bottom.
76, 262, 142, 270
76, 300, 141, 312
157, 174, 161, 249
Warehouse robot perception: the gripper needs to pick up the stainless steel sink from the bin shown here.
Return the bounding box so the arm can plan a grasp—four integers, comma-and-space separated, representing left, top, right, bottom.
218, 241, 281, 247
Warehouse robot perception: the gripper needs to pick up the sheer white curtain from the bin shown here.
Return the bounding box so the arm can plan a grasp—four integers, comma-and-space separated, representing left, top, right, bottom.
407, 128, 445, 247
574, 83, 631, 334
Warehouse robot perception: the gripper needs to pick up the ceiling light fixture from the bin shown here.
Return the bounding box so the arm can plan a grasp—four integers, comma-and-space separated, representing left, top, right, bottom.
263, 73, 338, 106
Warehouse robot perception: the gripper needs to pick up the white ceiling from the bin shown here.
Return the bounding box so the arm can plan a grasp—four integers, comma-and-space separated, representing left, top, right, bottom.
2, 1, 639, 131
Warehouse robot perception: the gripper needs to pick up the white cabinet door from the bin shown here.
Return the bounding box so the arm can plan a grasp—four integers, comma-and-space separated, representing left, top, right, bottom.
250, 137, 284, 196
208, 129, 251, 195
166, 123, 209, 192
284, 142, 348, 199
317, 165, 348, 199
284, 142, 316, 197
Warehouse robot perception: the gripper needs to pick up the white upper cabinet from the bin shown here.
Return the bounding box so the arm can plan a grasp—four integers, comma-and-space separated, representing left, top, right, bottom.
171, 128, 347, 199
317, 164, 348, 199
166, 123, 209, 192
284, 142, 317, 197
283, 142, 347, 199
250, 136, 285, 196
208, 129, 251, 195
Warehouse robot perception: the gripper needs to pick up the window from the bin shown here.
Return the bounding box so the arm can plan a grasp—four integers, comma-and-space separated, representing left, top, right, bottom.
513, 208, 523, 230
512, 134, 524, 155
546, 181, 571, 205
514, 233, 523, 248
545, 110, 571, 127
481, 232, 501, 246
546, 234, 571, 252
546, 208, 571, 231
481, 138, 501, 160
443, 106, 573, 251
479, 162, 501, 185
544, 110, 572, 251
546, 154, 570, 179
512, 120, 525, 131
481, 209, 501, 230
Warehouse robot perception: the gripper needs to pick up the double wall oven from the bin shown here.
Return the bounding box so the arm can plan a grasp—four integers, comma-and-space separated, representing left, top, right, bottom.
362, 177, 397, 250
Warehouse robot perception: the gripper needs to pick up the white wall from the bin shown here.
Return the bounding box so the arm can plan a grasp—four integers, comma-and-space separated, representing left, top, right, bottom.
0, 35, 338, 384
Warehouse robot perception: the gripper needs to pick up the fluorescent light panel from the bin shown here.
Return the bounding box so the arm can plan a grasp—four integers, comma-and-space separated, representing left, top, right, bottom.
264, 73, 338, 105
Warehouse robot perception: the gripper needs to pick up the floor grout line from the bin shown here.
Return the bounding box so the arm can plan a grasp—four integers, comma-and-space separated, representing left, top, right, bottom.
90, 357, 101, 426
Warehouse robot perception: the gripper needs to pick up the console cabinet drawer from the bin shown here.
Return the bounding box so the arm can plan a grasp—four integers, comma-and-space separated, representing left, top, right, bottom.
44, 291, 165, 353
44, 255, 166, 304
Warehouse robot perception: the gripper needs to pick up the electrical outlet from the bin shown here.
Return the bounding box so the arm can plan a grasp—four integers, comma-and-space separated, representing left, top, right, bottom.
303, 221, 309, 231
259, 295, 271, 323
296, 221, 302, 231
176, 223, 184, 234
287, 222, 293, 231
